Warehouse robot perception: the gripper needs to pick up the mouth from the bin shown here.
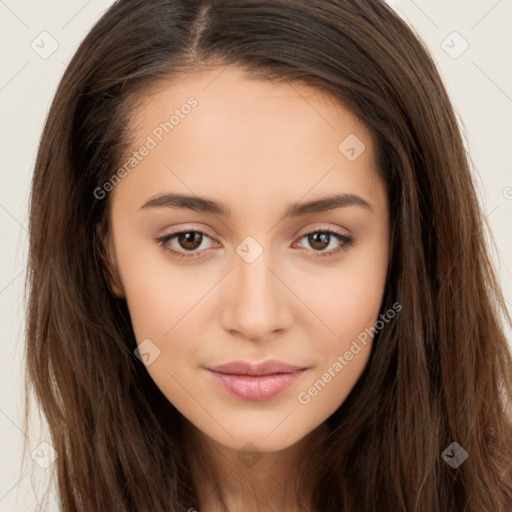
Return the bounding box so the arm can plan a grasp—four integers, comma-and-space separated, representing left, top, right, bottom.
205, 360, 308, 400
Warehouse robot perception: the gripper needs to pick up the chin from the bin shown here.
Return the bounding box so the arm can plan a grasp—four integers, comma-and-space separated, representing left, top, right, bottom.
205, 424, 311, 454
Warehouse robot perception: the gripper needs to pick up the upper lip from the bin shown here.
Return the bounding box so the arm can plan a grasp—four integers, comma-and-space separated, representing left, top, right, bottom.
206, 359, 307, 376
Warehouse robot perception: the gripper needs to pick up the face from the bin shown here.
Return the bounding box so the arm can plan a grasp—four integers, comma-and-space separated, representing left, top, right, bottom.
105, 66, 390, 453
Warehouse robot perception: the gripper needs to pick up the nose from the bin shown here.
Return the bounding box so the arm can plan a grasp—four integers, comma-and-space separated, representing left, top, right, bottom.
220, 245, 293, 342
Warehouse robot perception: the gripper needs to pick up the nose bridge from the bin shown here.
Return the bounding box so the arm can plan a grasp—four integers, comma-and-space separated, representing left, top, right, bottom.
220, 238, 291, 340
237, 245, 273, 298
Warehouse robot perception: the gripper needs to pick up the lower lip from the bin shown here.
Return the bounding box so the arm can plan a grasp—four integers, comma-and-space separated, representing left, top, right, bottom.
206, 369, 306, 401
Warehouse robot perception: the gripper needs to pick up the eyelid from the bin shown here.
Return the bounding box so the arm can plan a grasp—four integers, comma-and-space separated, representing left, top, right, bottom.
295, 224, 350, 240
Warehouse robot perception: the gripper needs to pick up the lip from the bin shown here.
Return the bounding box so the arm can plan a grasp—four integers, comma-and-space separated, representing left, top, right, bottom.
205, 360, 308, 401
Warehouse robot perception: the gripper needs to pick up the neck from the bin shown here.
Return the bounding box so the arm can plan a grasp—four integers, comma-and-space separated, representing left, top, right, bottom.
182, 419, 328, 512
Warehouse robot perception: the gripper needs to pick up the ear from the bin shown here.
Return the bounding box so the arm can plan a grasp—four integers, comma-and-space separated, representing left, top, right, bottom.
101, 234, 125, 299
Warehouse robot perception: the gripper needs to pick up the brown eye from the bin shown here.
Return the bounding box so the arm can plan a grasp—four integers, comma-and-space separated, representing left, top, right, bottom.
295, 229, 354, 258
307, 232, 330, 251
155, 230, 218, 260
177, 231, 203, 251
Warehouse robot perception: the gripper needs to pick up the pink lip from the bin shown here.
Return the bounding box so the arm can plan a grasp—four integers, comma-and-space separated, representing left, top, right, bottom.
205, 360, 308, 401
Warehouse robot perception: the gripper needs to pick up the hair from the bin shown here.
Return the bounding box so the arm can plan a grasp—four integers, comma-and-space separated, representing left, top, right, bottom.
24, 0, 512, 510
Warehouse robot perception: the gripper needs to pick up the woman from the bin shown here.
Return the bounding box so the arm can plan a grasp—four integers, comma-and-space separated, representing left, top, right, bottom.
25, 0, 512, 510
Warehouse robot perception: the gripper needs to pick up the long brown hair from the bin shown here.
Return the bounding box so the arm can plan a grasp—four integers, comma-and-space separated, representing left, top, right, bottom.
25, 0, 512, 510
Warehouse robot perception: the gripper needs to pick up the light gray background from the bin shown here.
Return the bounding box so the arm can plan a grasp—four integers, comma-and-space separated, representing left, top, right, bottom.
1, 1, 511, 510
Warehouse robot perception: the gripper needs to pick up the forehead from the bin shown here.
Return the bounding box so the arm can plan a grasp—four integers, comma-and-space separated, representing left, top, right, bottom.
113, 66, 384, 213
128, 66, 373, 154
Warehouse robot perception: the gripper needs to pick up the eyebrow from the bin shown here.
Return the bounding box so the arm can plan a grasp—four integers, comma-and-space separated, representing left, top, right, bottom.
140, 192, 375, 217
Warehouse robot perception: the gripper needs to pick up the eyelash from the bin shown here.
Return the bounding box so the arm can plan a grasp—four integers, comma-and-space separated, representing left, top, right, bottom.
154, 228, 354, 260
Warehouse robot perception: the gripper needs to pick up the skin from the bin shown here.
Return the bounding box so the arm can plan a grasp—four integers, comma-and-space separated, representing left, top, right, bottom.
105, 66, 390, 511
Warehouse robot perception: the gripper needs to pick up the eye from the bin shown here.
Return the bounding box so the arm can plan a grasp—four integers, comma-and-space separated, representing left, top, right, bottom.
294, 229, 354, 258
155, 230, 218, 260
154, 228, 354, 260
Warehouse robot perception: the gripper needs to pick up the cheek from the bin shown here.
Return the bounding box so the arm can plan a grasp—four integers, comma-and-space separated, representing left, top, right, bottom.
334, 264, 387, 335
115, 228, 208, 342
300, 247, 388, 342
293, 241, 388, 406
294, 263, 386, 413
121, 259, 206, 408
122, 267, 176, 343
